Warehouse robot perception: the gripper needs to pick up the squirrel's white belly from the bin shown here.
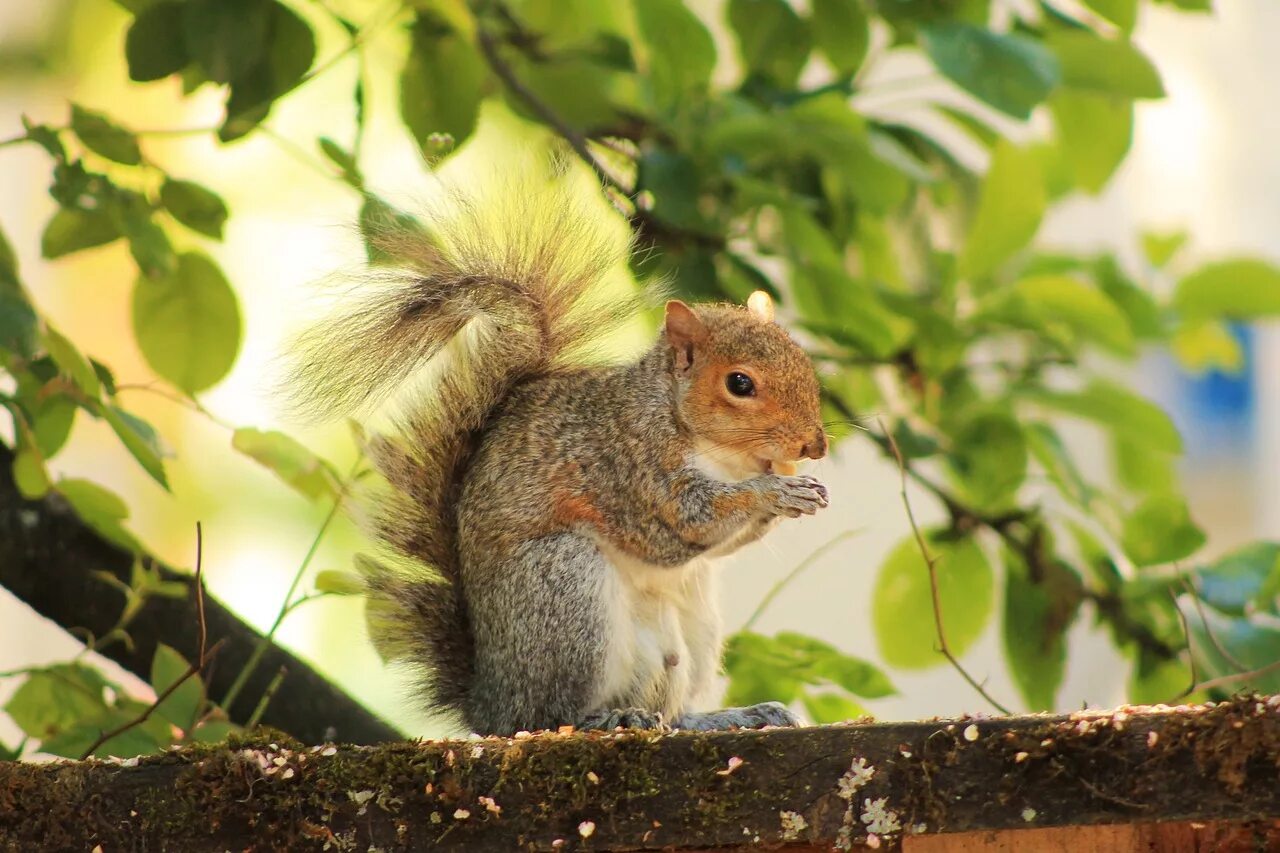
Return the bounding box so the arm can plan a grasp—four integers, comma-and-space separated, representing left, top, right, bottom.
592, 546, 722, 720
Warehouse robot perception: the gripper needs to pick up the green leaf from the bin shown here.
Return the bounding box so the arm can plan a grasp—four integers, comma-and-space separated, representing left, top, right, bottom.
32, 395, 78, 458
639, 149, 704, 230
573, 32, 635, 71
958, 141, 1045, 279
1047, 32, 1164, 98
1050, 91, 1132, 194
1083, 0, 1137, 33
791, 265, 900, 359
318, 137, 362, 187
1121, 494, 1206, 567
0, 292, 38, 358
41, 701, 172, 759
41, 207, 122, 259
1154, 0, 1211, 11
1127, 650, 1191, 705
873, 532, 994, 670
219, 1, 316, 141
132, 251, 242, 394
1254, 554, 1280, 615
801, 692, 867, 724
1025, 422, 1094, 507
231, 428, 337, 501
400, 13, 486, 149
948, 410, 1027, 512
775, 632, 896, 698
1185, 606, 1280, 694
633, 0, 716, 110
70, 104, 142, 166
811, 0, 869, 77
126, 1, 190, 82
920, 23, 1059, 120
0, 738, 23, 761
1003, 559, 1080, 711
315, 569, 364, 595
1141, 230, 1187, 269
358, 196, 426, 265
43, 324, 102, 397
724, 631, 802, 705
183, 0, 271, 84
1096, 255, 1163, 337
1027, 380, 1182, 453
92, 358, 119, 396
727, 0, 812, 88
57, 477, 140, 551
0, 221, 18, 291
12, 443, 51, 499
1172, 320, 1244, 374
102, 405, 169, 490
1193, 542, 1280, 616
160, 179, 228, 240
187, 717, 237, 744
113, 191, 176, 279
1174, 259, 1280, 321
723, 631, 895, 708
150, 643, 203, 732
1112, 434, 1176, 495
4, 664, 109, 741
1009, 273, 1135, 353
937, 104, 1000, 149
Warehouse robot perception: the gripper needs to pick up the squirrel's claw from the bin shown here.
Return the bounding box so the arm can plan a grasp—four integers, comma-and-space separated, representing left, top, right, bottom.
760, 473, 830, 517
577, 707, 670, 732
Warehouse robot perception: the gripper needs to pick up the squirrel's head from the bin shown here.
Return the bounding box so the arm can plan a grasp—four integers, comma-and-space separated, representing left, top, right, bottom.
665, 292, 826, 480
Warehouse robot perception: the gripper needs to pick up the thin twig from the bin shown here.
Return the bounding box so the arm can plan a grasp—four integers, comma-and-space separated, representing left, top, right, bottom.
879, 418, 1012, 716
281, 590, 335, 617
220, 455, 362, 710
1177, 567, 1251, 672
743, 529, 863, 632
113, 383, 235, 431
1167, 588, 1200, 702
254, 124, 348, 183
475, 27, 625, 193
245, 666, 288, 729
79, 523, 220, 759
281, 0, 404, 104
1183, 658, 1280, 696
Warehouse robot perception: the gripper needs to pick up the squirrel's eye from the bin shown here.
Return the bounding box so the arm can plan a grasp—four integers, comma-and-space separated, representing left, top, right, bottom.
726, 372, 756, 397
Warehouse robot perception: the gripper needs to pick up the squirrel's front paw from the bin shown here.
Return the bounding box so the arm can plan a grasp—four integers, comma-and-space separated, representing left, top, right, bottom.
758, 474, 829, 517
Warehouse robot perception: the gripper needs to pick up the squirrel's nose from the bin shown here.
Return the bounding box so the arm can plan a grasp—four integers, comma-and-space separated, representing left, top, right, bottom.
800, 429, 827, 460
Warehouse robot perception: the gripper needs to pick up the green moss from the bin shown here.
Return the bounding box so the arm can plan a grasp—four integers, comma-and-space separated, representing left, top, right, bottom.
5, 697, 1280, 850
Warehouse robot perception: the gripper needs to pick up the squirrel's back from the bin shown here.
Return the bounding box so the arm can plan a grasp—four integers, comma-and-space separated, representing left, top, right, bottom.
284, 165, 657, 722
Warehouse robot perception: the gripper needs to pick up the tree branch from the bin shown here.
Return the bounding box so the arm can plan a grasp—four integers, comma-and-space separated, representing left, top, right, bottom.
0, 444, 400, 745
3, 696, 1278, 850
881, 419, 1013, 715
475, 26, 624, 193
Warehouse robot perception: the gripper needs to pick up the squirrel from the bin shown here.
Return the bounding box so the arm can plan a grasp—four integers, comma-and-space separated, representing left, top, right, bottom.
286, 170, 830, 736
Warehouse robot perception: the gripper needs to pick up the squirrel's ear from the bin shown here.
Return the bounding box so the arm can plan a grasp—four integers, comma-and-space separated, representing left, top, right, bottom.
665, 300, 706, 372
747, 290, 775, 323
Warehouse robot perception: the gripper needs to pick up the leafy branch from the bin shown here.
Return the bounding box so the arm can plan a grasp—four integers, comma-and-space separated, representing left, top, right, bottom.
79, 524, 222, 759
881, 419, 1012, 715
220, 454, 363, 710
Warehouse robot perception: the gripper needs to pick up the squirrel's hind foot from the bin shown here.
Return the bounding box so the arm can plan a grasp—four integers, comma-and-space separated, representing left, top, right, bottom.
673, 701, 803, 731
577, 707, 670, 732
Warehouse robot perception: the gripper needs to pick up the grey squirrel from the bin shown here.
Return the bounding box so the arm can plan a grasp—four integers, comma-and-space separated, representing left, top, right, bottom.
287, 173, 830, 735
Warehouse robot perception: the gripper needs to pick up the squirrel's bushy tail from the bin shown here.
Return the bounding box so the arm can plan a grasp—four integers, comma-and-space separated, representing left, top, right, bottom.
286, 173, 650, 722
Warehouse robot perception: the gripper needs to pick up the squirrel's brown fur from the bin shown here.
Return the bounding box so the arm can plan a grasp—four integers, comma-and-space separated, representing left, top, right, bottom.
287, 167, 828, 734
